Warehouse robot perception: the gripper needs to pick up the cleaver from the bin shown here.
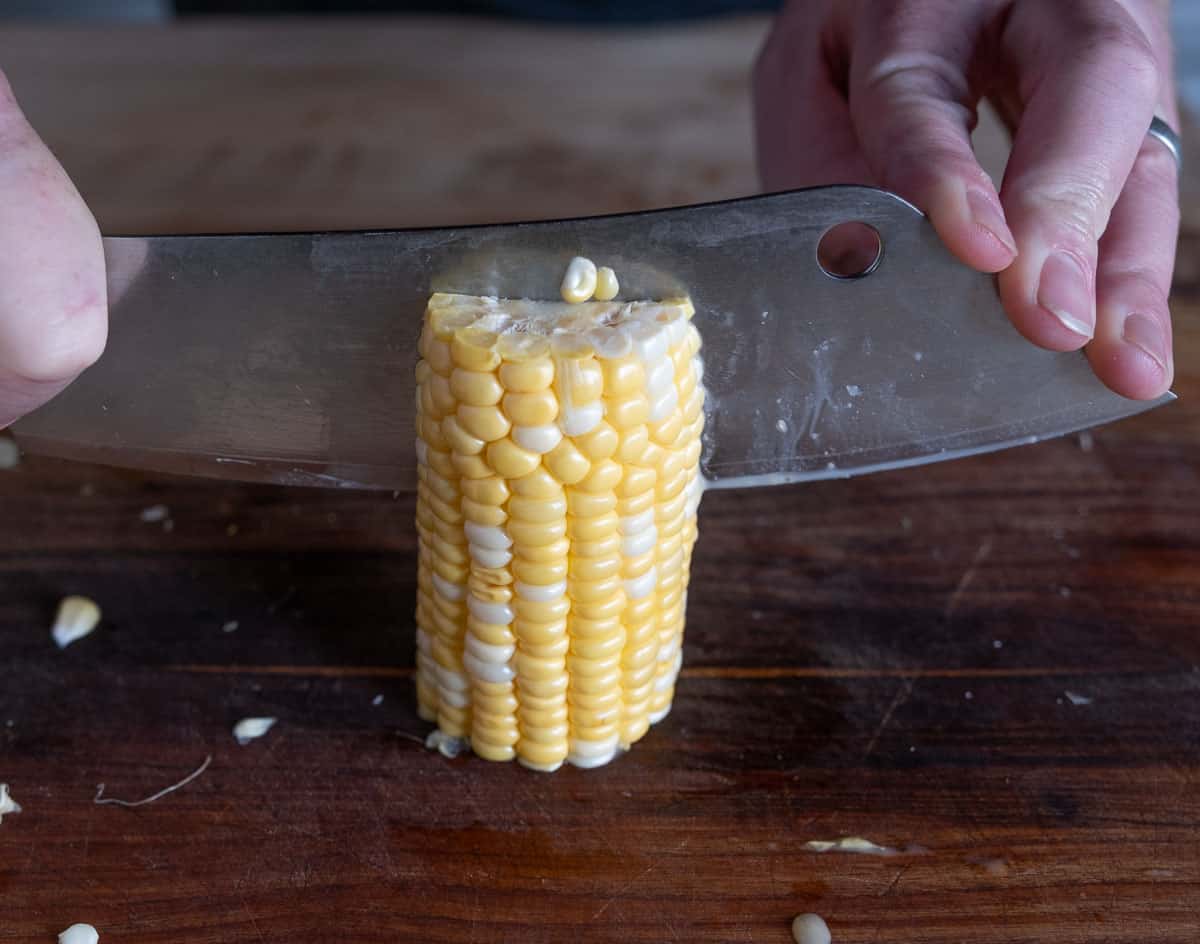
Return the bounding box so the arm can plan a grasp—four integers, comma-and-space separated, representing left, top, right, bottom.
13, 186, 1173, 491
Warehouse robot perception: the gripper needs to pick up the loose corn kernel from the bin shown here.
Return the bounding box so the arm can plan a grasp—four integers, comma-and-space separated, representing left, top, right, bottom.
594, 266, 619, 301
414, 264, 704, 770
560, 256, 598, 303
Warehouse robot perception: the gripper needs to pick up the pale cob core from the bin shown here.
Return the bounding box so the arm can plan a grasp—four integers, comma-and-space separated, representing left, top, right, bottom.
414, 288, 705, 771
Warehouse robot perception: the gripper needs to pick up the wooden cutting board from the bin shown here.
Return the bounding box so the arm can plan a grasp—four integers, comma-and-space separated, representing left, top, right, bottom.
1, 17, 1198, 944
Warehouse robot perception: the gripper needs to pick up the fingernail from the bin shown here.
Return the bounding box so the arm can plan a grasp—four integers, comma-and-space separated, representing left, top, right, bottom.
966, 190, 1017, 257
1037, 251, 1094, 339
1121, 313, 1168, 372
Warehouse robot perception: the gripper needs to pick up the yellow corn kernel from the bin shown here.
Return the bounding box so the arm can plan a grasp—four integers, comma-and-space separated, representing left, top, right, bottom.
499, 358, 554, 394
575, 458, 623, 494
513, 619, 568, 647
512, 558, 568, 585
570, 595, 625, 621
428, 373, 457, 416
451, 327, 502, 371
567, 512, 619, 542
510, 467, 565, 500
601, 357, 645, 397
574, 422, 619, 461
442, 415, 485, 455
606, 392, 651, 429
451, 452, 493, 479
508, 494, 568, 523
450, 368, 504, 406
502, 390, 558, 426
457, 404, 511, 443
560, 256, 598, 303
568, 574, 623, 604
566, 555, 621, 582
614, 464, 656, 498
424, 338, 453, 376
512, 536, 571, 563
554, 357, 604, 405
615, 425, 650, 463
460, 475, 510, 507
566, 491, 617, 517
461, 497, 506, 528
544, 439, 591, 485
486, 437, 542, 479
426, 447, 456, 479
594, 266, 619, 301
416, 283, 704, 769
513, 596, 572, 623
506, 518, 568, 546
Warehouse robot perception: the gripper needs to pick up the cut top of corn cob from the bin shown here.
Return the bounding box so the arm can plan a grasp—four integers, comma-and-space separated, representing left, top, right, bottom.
415, 260, 705, 771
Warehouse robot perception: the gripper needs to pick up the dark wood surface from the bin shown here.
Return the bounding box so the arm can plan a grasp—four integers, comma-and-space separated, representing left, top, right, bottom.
2, 19, 1200, 944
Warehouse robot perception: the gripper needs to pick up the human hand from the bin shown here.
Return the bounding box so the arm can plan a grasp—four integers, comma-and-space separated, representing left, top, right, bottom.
0, 68, 106, 429
754, 0, 1179, 400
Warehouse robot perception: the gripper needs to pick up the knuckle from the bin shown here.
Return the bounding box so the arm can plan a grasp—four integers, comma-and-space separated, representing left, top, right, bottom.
1076, 13, 1160, 100
1010, 169, 1112, 240
1132, 139, 1181, 193
1102, 263, 1170, 303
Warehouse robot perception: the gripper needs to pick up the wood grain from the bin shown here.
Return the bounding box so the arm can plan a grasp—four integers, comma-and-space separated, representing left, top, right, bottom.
1, 17, 1200, 944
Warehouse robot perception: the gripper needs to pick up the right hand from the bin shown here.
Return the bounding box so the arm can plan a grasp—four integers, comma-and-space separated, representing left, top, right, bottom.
0, 68, 106, 429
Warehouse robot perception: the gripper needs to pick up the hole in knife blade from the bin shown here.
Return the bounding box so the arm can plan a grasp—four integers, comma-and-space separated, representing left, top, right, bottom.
816, 222, 882, 280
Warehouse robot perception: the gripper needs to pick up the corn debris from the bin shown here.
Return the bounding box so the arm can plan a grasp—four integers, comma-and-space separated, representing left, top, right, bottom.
415, 261, 704, 770
0, 783, 20, 823
51, 596, 101, 649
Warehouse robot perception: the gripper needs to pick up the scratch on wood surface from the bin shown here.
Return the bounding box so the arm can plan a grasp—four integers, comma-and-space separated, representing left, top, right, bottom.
592, 862, 656, 920
863, 677, 915, 760
880, 865, 909, 897
944, 538, 993, 619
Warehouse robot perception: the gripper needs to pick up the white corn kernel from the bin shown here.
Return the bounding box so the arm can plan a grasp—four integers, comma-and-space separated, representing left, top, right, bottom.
560, 256, 598, 304
625, 567, 658, 601
462, 650, 516, 683
435, 665, 471, 692
791, 914, 832, 944
233, 717, 277, 745
649, 386, 680, 423
560, 402, 604, 437
470, 545, 513, 569
59, 926, 100, 944
463, 522, 512, 550
621, 526, 659, 557
513, 424, 563, 453
619, 508, 656, 535
466, 596, 514, 625
0, 783, 21, 823
464, 635, 516, 665
568, 733, 620, 768
431, 572, 466, 602
645, 358, 675, 396
51, 595, 101, 649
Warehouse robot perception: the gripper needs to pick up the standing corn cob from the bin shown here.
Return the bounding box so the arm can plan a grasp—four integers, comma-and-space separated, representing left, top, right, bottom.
414, 259, 704, 770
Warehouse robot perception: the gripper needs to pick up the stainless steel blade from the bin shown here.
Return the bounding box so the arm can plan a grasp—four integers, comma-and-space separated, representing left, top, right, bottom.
14, 186, 1172, 490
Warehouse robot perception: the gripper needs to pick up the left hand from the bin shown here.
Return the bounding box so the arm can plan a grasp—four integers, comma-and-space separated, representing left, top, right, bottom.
754, 0, 1180, 400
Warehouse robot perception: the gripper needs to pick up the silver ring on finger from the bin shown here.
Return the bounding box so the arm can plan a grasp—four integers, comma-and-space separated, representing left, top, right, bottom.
1146, 115, 1182, 170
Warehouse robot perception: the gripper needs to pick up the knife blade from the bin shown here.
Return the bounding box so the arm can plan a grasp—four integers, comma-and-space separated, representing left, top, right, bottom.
14, 186, 1172, 491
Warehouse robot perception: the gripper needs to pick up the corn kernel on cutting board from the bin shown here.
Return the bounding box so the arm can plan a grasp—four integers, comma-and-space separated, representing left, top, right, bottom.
2, 18, 1200, 944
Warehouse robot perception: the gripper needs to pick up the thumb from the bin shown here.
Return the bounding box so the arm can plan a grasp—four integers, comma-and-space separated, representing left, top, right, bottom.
0, 69, 106, 428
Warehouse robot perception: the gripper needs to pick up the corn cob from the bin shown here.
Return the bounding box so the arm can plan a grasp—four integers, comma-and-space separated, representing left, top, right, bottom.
414, 259, 704, 770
